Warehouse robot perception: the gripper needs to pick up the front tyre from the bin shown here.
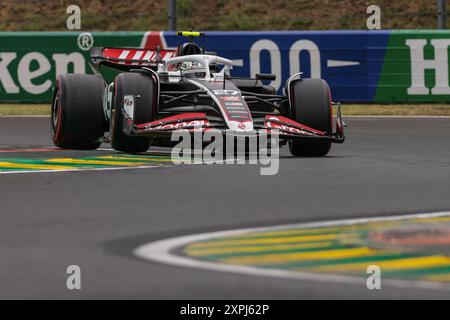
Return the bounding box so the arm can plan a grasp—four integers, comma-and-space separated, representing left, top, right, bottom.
111, 72, 156, 153
51, 74, 107, 150
289, 79, 332, 157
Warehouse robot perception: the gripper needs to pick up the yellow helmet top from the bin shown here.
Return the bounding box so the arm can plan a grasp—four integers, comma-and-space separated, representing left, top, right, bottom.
176, 31, 205, 37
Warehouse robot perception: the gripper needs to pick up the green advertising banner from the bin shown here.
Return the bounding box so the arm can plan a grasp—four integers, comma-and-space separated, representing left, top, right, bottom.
376, 30, 450, 102
0, 32, 145, 102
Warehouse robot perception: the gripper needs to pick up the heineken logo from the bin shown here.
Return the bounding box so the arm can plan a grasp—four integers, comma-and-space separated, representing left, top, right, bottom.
0, 51, 86, 95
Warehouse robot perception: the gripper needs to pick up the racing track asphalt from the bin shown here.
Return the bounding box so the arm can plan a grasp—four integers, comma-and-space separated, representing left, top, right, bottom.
0, 116, 449, 299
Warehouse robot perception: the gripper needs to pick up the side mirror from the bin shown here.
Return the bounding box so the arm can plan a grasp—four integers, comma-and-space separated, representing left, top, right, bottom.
256, 73, 276, 81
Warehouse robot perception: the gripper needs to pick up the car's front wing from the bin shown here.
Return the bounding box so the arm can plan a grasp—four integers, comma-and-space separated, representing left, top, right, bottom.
122, 103, 345, 144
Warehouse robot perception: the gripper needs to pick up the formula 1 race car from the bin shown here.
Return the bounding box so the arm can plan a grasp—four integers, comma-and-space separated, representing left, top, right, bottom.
51, 32, 344, 156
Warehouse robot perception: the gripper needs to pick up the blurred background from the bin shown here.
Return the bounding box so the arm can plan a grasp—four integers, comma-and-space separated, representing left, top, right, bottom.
0, 0, 445, 31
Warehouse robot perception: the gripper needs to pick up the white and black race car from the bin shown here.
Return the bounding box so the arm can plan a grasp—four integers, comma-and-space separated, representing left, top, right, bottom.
51, 32, 344, 156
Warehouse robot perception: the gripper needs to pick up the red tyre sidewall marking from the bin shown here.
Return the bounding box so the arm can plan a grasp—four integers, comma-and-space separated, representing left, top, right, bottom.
111, 78, 118, 140
151, 76, 157, 121
328, 86, 333, 133
53, 78, 63, 143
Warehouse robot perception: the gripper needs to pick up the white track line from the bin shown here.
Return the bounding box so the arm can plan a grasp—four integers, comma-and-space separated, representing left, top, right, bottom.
135, 211, 450, 291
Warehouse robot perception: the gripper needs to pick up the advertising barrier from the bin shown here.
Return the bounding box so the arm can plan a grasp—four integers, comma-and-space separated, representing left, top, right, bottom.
1, 30, 450, 103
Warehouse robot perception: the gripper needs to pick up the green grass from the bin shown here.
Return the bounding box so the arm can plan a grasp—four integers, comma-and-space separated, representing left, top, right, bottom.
341, 104, 450, 116
0, 104, 50, 116
0, 0, 442, 32
0, 104, 449, 116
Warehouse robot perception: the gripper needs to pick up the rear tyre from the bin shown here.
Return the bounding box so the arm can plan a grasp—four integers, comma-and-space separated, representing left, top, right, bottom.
51, 74, 106, 150
288, 79, 332, 157
111, 72, 156, 153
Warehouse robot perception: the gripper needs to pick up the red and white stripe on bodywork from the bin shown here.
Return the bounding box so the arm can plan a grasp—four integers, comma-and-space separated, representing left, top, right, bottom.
134, 112, 326, 137
101, 31, 177, 65
136, 113, 211, 132
103, 48, 176, 65
265, 116, 325, 136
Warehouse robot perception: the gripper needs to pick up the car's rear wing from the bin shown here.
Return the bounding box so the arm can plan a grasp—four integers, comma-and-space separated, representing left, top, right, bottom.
90, 47, 177, 72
